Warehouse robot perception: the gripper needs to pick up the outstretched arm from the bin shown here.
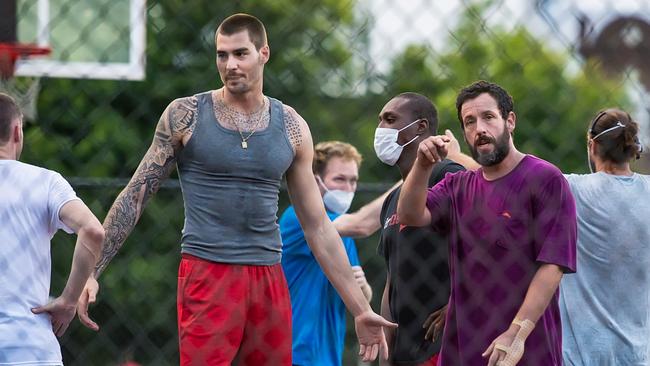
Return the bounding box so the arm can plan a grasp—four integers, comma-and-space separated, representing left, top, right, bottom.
284, 106, 396, 362
334, 180, 401, 238
93, 97, 197, 278
31, 200, 104, 336
76, 97, 197, 330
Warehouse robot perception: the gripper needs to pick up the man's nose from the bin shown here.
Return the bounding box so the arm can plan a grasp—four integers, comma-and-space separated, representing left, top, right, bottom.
475, 118, 489, 134
226, 56, 238, 70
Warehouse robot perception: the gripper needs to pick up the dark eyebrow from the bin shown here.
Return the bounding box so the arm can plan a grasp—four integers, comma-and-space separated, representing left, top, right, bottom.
217, 47, 250, 54
379, 111, 397, 119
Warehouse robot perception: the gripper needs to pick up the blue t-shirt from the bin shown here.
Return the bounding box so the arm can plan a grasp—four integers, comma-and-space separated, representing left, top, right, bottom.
280, 205, 360, 366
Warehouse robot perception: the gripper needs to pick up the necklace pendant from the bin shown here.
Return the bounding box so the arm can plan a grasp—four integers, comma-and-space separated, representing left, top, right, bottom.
241, 141, 248, 149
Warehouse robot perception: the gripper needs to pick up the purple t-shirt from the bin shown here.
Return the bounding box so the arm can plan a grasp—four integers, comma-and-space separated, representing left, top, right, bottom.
425, 155, 577, 366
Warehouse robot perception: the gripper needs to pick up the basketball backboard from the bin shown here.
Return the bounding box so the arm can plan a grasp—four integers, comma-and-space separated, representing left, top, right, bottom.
14, 0, 146, 80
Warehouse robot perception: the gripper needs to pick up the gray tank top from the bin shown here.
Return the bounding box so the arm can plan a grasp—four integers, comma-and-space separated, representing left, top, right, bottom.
177, 91, 294, 265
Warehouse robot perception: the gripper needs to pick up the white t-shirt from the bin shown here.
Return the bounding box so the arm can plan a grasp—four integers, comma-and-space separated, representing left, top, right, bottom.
0, 160, 80, 366
560, 172, 650, 366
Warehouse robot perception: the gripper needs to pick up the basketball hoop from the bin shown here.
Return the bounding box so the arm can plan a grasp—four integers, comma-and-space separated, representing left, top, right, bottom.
0, 43, 51, 120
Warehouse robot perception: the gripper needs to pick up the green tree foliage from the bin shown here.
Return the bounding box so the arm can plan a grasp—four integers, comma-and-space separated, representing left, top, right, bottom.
18, 1, 629, 365
377, 3, 629, 174
22, 1, 372, 365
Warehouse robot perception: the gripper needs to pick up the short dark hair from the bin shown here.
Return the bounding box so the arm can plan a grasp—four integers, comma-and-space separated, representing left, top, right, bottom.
0, 93, 22, 144
589, 108, 642, 163
456, 80, 514, 129
216, 13, 267, 50
395, 92, 438, 135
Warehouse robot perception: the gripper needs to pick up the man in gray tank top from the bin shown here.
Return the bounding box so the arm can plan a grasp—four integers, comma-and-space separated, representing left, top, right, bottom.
74, 13, 396, 366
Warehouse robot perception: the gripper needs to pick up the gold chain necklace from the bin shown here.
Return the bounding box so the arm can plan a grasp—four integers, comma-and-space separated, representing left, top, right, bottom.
221, 89, 267, 149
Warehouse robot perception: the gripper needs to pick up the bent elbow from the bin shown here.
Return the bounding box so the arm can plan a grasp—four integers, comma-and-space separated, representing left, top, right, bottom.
398, 209, 428, 227
359, 227, 375, 238
83, 222, 106, 253
398, 215, 412, 226
397, 210, 415, 226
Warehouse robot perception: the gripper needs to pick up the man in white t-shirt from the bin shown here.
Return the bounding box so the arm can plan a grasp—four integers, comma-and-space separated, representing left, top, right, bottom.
0, 93, 105, 365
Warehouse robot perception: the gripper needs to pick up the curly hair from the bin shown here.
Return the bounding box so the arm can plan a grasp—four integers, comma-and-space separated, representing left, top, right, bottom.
313, 141, 362, 176
456, 80, 514, 128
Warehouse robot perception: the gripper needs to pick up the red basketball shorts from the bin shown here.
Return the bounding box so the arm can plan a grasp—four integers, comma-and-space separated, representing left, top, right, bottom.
177, 254, 292, 365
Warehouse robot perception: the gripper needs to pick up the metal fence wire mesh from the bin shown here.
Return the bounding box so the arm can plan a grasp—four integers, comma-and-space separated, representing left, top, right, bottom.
4, 0, 650, 365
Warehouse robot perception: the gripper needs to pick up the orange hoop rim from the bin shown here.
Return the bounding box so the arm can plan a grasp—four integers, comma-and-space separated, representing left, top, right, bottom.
0, 43, 51, 78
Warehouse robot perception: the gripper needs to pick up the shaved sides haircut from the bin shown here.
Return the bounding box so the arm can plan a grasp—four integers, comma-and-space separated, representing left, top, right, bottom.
216, 13, 268, 50
395, 92, 439, 134
0, 93, 22, 144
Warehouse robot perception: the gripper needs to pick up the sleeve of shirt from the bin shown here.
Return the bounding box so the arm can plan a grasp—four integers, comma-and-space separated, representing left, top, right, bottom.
345, 238, 360, 266
562, 173, 577, 186
426, 175, 452, 230
532, 171, 577, 273
48, 172, 81, 234
444, 162, 466, 175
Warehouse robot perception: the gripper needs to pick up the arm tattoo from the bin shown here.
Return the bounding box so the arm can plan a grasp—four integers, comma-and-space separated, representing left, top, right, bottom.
94, 96, 197, 277
284, 106, 303, 151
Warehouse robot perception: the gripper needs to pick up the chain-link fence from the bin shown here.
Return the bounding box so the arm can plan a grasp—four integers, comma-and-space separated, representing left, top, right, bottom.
4, 0, 650, 365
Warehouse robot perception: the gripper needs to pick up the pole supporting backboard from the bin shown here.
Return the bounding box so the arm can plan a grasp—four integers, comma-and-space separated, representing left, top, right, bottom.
0, 0, 17, 43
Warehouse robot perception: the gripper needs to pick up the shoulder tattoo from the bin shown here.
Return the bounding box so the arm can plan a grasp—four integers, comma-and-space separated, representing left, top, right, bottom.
93, 96, 198, 277
168, 96, 198, 140
284, 106, 303, 150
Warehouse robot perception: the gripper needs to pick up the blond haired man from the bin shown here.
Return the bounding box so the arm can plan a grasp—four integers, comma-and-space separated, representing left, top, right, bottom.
281, 141, 386, 366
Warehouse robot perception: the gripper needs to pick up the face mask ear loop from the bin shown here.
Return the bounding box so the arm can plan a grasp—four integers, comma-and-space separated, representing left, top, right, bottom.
315, 175, 329, 192
587, 139, 594, 174
586, 111, 609, 173
401, 134, 421, 148
397, 118, 421, 133
398, 118, 423, 148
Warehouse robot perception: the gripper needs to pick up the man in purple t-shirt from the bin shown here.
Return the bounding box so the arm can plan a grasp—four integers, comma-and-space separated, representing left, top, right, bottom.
397, 80, 577, 366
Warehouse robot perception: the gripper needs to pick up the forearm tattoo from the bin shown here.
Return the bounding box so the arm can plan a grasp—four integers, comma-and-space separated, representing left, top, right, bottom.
94, 97, 197, 277
284, 106, 303, 151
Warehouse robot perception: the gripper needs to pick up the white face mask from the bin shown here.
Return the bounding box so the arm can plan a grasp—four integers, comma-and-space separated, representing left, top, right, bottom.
374, 119, 421, 166
323, 189, 354, 214
317, 176, 355, 214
